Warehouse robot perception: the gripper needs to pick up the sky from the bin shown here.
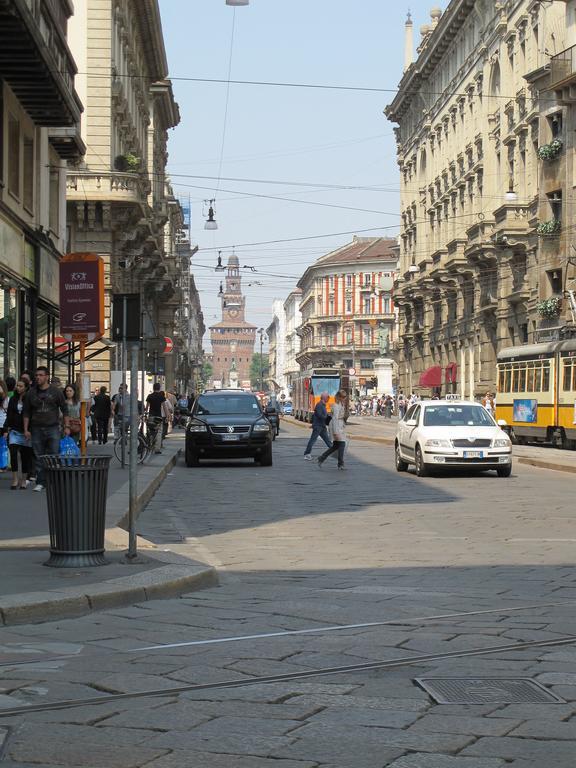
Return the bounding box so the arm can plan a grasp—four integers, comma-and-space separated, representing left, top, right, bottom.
158, 0, 443, 349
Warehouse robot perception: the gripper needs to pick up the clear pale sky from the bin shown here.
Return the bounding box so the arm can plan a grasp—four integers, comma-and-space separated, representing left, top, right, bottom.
158, 0, 443, 347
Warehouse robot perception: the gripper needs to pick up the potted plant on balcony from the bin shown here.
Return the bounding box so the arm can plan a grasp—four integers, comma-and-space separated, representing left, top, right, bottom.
114, 153, 141, 172
537, 138, 563, 162
537, 297, 562, 318
536, 219, 561, 236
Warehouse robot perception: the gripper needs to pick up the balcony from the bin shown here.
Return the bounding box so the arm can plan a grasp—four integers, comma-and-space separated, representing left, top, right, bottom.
66, 172, 150, 206
0, 0, 82, 126
550, 45, 576, 94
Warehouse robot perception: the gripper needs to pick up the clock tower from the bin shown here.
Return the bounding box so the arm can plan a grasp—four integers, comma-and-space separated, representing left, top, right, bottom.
209, 253, 256, 388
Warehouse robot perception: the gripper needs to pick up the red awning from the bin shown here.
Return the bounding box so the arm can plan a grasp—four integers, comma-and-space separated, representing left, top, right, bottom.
445, 362, 458, 384
419, 366, 443, 388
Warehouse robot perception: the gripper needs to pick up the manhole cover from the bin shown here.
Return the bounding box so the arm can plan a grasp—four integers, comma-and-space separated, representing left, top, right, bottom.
415, 678, 565, 704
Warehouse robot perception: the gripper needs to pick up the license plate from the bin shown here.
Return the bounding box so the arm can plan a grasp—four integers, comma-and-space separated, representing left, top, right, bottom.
463, 451, 483, 459
222, 434, 240, 442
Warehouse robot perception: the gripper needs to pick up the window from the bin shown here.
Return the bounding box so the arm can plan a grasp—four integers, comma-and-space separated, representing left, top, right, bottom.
7, 113, 20, 198
360, 359, 374, 369
346, 298, 352, 313
329, 298, 334, 315
329, 276, 334, 288
547, 269, 563, 295
383, 297, 391, 314
363, 274, 372, 286
362, 327, 371, 345
49, 168, 60, 233
346, 274, 352, 287
363, 297, 371, 314
423, 405, 495, 427
346, 328, 352, 343
23, 136, 34, 212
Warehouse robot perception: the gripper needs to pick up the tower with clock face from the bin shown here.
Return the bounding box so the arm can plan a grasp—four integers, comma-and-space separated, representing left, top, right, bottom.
209, 253, 257, 388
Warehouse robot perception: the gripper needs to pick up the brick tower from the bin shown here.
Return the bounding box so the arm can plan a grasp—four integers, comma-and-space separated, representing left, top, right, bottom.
209, 254, 256, 388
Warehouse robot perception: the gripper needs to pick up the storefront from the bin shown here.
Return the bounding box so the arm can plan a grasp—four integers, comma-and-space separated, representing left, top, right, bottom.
0, 212, 68, 381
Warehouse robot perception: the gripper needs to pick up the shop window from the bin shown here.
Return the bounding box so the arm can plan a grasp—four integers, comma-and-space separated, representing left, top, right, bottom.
7, 113, 20, 198
0, 287, 18, 378
23, 136, 34, 213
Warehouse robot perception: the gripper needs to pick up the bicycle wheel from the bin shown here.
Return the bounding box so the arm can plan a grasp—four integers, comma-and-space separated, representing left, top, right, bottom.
114, 433, 148, 464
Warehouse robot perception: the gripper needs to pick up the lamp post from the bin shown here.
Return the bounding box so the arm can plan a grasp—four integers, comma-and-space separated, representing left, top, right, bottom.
258, 328, 265, 392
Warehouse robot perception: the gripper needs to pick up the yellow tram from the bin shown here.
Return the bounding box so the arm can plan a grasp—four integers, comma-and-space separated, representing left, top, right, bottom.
496, 340, 576, 448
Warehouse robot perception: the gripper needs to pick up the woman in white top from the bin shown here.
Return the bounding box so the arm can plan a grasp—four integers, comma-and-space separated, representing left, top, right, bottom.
317, 390, 348, 470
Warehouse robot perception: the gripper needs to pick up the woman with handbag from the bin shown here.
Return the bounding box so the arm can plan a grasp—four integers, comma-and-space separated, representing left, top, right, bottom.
64, 383, 82, 444
317, 390, 348, 471
5, 379, 33, 489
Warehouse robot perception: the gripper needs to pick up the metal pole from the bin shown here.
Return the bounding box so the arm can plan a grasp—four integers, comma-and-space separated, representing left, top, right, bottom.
259, 330, 263, 391
127, 342, 139, 560
80, 338, 87, 457
120, 296, 127, 469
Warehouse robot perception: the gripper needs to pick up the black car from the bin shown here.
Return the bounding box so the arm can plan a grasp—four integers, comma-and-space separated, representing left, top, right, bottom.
185, 390, 273, 467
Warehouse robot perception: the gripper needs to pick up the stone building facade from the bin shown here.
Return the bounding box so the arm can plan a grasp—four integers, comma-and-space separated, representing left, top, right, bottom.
296, 237, 398, 393
283, 289, 302, 392
266, 299, 287, 393
0, 0, 84, 381
386, 1, 572, 399
66, 0, 185, 390
210, 254, 256, 389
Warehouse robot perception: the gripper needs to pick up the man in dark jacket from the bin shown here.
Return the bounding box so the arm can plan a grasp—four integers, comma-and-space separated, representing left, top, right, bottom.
92, 386, 112, 444
23, 366, 69, 492
303, 391, 332, 460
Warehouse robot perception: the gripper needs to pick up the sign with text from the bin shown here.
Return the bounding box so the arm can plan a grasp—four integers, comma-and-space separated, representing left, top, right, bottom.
59, 253, 104, 336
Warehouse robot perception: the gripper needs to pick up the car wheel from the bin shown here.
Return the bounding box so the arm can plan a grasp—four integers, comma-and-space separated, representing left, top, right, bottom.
395, 443, 408, 472
415, 445, 429, 477
496, 464, 512, 478
259, 445, 273, 466
185, 445, 199, 467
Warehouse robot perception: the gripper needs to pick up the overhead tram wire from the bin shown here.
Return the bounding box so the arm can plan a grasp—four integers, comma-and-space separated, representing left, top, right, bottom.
213, 8, 237, 202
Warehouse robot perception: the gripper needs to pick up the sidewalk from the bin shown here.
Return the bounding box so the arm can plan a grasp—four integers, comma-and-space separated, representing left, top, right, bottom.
0, 430, 217, 626
284, 415, 576, 473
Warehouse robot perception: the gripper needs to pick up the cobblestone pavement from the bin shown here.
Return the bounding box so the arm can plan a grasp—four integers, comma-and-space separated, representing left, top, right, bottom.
1, 425, 576, 767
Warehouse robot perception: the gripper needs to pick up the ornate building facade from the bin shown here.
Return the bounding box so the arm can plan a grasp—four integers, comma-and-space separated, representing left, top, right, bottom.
296, 237, 398, 392
66, 0, 185, 390
283, 289, 302, 391
210, 254, 256, 389
387, 1, 571, 398
0, 0, 84, 380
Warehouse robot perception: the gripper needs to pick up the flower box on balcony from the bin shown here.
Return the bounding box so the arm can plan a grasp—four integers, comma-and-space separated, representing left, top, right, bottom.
537, 297, 562, 318
536, 219, 561, 236
537, 139, 563, 161
114, 153, 141, 172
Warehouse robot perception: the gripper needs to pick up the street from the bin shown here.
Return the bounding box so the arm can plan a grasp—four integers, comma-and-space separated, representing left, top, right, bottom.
1, 423, 576, 766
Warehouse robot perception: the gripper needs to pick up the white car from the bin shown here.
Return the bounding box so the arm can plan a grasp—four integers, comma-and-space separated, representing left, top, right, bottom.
395, 400, 512, 477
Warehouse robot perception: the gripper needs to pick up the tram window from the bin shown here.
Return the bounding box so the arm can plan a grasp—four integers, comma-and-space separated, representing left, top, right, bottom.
542, 363, 550, 391
504, 367, 511, 392
534, 367, 542, 391
512, 367, 520, 392
518, 367, 527, 391
526, 366, 535, 392
498, 368, 505, 393
563, 362, 572, 391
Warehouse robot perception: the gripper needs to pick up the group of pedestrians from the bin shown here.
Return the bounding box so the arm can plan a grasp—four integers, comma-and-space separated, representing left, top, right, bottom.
303, 390, 348, 470
0, 367, 71, 492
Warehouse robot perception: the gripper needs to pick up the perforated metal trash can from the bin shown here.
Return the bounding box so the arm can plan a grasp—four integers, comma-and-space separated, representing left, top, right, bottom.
41, 456, 111, 568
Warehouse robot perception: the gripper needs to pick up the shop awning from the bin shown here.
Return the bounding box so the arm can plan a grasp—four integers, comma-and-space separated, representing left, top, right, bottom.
419, 365, 443, 388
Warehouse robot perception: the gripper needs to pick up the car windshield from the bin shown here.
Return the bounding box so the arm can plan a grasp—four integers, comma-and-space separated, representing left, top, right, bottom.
423, 405, 495, 427
195, 395, 261, 416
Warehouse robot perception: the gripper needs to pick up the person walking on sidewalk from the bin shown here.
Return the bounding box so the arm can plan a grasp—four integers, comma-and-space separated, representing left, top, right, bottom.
145, 383, 166, 454
23, 366, 70, 492
5, 378, 33, 489
111, 383, 130, 439
317, 390, 348, 471
64, 383, 81, 445
92, 386, 112, 444
303, 391, 332, 460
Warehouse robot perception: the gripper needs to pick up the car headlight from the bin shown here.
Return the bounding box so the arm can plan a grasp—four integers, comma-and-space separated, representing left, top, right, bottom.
253, 422, 270, 432
188, 423, 207, 432
493, 438, 511, 448
424, 439, 451, 448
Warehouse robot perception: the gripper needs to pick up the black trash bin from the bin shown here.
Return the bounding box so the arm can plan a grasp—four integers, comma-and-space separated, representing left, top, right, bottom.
41, 455, 111, 568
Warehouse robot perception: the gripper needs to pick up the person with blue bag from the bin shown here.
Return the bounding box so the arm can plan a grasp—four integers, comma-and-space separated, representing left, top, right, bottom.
5, 379, 34, 489
23, 366, 70, 492
0, 378, 9, 475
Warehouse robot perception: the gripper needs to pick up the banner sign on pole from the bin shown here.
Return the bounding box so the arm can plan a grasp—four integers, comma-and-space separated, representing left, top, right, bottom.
59, 253, 104, 336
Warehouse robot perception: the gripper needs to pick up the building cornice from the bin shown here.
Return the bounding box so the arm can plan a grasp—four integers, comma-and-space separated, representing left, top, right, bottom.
136, 0, 169, 80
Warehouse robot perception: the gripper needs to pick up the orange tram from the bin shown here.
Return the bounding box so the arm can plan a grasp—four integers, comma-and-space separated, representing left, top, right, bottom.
496, 340, 576, 449
292, 368, 350, 423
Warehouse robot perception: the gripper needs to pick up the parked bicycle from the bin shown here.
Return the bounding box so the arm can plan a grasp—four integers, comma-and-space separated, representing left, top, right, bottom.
113, 417, 161, 465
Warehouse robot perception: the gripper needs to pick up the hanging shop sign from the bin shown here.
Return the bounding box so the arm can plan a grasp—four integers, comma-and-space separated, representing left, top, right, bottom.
59, 253, 105, 338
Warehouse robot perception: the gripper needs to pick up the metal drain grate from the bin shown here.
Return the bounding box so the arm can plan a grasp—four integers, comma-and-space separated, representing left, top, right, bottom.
415, 678, 566, 705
